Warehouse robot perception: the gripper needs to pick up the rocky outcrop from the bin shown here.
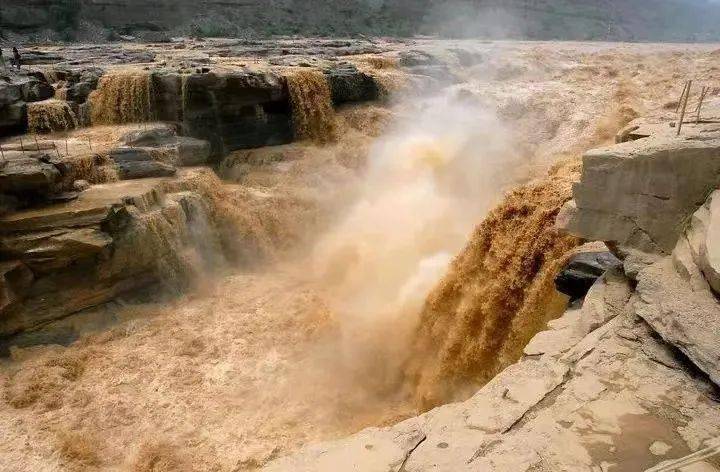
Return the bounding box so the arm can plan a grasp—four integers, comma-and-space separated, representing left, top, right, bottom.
554, 249, 621, 301
324, 63, 379, 105
563, 135, 720, 254
182, 71, 293, 156
0, 80, 27, 137
0, 168, 225, 337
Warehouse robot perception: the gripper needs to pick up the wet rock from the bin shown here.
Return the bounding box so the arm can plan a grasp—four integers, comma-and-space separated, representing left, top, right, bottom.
73, 180, 91, 192
324, 63, 379, 105
0, 154, 61, 194
151, 72, 183, 122
0, 81, 27, 136
0, 169, 225, 336
63, 69, 103, 104
555, 250, 621, 301
182, 71, 292, 156
0, 228, 113, 273
120, 125, 177, 146
118, 125, 211, 167
563, 136, 720, 254
15, 76, 55, 102
0, 82, 23, 106
108, 147, 177, 180
0, 260, 33, 313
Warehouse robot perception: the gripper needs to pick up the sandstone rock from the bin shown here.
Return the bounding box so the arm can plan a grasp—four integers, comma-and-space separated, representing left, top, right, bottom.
118, 126, 211, 167
554, 250, 621, 301
636, 257, 720, 387
0, 261, 33, 313
151, 72, 183, 122
15, 76, 55, 102
120, 125, 177, 146
685, 190, 720, 294
108, 147, 177, 180
0, 169, 226, 336
176, 137, 211, 166
0, 81, 27, 136
182, 71, 293, 157
564, 136, 720, 254
0, 81, 23, 106
0, 154, 61, 194
63, 69, 102, 104
324, 63, 379, 105
0, 228, 113, 274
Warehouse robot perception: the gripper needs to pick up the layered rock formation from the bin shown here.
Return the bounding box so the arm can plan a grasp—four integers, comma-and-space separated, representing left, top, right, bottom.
0, 168, 225, 338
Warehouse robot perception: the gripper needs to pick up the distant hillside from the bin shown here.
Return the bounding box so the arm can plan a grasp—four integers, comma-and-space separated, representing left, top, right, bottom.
2, 0, 720, 42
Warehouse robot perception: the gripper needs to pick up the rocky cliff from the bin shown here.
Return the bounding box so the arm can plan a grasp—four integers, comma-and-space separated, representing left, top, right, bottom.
3, 0, 720, 41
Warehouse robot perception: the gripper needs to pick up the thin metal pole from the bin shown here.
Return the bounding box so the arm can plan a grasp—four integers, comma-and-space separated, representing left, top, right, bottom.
19, 136, 25, 154
676, 81, 690, 114
677, 80, 692, 136
696, 86, 708, 124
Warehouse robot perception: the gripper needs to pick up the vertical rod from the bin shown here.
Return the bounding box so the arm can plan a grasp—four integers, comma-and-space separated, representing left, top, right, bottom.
19, 136, 25, 154
677, 80, 692, 136
696, 86, 708, 124
676, 81, 690, 114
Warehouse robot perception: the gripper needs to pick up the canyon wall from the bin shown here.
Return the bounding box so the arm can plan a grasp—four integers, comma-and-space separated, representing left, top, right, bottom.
3, 0, 720, 41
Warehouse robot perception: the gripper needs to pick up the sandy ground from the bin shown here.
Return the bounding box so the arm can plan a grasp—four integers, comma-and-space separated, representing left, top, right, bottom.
3, 40, 720, 471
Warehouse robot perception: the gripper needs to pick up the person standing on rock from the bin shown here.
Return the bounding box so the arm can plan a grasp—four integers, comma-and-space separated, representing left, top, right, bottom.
0, 48, 5, 70
12, 47, 21, 70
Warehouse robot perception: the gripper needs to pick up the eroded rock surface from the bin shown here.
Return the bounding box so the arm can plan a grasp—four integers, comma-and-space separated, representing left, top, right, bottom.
564, 136, 720, 254
0, 168, 225, 336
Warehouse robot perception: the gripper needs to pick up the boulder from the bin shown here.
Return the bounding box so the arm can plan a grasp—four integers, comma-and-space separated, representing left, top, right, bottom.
182, 71, 293, 157
554, 250, 621, 301
0, 154, 61, 194
108, 147, 177, 180
63, 69, 103, 104
563, 136, 720, 254
324, 63, 379, 104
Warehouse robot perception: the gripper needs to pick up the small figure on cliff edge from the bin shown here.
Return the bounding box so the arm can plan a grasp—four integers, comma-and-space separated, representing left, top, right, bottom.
12, 47, 21, 70
0, 48, 5, 70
